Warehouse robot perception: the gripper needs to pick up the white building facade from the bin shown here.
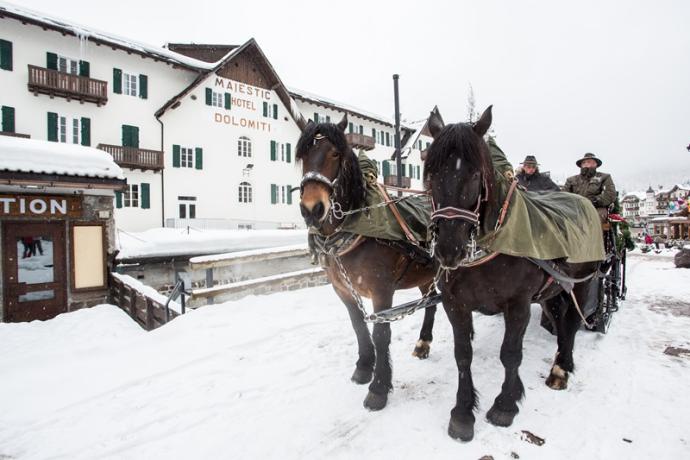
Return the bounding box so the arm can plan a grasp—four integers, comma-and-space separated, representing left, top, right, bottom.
0, 2, 429, 232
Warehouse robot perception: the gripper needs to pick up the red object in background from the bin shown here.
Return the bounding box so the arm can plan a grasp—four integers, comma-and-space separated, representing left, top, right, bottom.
608, 213, 626, 223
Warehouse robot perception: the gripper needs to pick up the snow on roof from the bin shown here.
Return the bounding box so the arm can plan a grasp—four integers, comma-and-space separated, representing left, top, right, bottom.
0, 136, 124, 180
623, 191, 647, 201
0, 1, 216, 70
288, 86, 410, 130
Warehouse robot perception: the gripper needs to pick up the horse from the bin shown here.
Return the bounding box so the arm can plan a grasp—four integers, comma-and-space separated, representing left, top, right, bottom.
424, 106, 601, 441
297, 114, 439, 411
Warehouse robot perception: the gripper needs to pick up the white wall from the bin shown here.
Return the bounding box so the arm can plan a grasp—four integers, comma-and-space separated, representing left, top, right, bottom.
0, 18, 196, 231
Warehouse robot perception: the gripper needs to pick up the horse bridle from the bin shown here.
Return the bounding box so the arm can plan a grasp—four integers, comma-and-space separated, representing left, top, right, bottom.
430, 176, 489, 227
299, 134, 345, 221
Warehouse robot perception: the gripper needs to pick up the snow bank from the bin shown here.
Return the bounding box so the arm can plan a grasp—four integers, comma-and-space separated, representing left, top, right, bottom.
116, 228, 308, 260
0, 254, 688, 459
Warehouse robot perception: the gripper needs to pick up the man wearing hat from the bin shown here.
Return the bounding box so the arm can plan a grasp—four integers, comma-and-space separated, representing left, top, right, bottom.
564, 152, 617, 223
516, 155, 560, 192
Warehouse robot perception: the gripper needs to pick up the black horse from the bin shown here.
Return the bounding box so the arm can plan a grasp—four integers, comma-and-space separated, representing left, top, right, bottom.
424, 106, 601, 441
297, 115, 438, 411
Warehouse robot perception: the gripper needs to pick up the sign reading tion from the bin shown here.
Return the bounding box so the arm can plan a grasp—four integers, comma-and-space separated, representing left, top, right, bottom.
0, 194, 83, 218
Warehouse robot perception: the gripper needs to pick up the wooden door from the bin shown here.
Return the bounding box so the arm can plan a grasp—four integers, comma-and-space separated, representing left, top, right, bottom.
3, 222, 67, 322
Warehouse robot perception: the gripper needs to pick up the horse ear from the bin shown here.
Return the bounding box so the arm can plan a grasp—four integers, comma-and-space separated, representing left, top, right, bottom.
303, 119, 315, 132
428, 111, 444, 139
336, 114, 348, 132
473, 105, 493, 137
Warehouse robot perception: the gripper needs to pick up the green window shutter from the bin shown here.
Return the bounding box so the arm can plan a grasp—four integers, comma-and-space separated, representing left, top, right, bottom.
382, 160, 390, 178
270, 140, 276, 161
113, 68, 122, 94
426, 142, 431, 149
348, 122, 353, 133
195, 147, 203, 170
172, 144, 180, 168
326, 115, 331, 123
115, 191, 123, 208
140, 183, 150, 209
314, 113, 319, 123
132, 126, 139, 148
139, 74, 148, 99
80, 117, 91, 146
205, 88, 212, 105
286, 143, 291, 163
401, 164, 406, 177
272, 104, 278, 120
0, 40, 13, 71
385, 132, 390, 146
271, 184, 277, 204
263, 101, 268, 117
46, 52, 58, 70
122, 125, 139, 148
121, 125, 129, 146
372, 128, 376, 138
78, 60, 90, 77
409, 164, 414, 177
47, 112, 58, 141
416, 165, 421, 179
224, 92, 231, 110
1, 106, 15, 133
286, 185, 292, 204
359, 125, 363, 135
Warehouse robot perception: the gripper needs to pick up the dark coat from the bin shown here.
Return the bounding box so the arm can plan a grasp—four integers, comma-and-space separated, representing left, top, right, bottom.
516, 171, 560, 192
564, 171, 617, 222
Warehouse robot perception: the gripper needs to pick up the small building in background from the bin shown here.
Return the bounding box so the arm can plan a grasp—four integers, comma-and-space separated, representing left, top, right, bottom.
0, 136, 126, 322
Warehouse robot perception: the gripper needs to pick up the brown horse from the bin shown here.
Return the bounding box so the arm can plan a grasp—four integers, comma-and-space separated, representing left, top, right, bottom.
297, 114, 438, 411
424, 106, 601, 441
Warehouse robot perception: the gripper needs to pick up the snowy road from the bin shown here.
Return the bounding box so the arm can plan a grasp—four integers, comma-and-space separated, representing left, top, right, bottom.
0, 252, 688, 459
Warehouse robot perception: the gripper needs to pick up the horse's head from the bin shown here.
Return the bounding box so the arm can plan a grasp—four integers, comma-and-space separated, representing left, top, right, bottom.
424, 106, 495, 269
296, 114, 366, 229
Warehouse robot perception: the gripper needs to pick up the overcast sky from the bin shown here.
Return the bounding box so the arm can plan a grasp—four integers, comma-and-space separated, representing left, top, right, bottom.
16, 0, 690, 191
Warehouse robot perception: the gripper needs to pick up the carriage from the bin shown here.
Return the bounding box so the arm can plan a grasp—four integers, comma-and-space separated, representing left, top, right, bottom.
584, 213, 628, 333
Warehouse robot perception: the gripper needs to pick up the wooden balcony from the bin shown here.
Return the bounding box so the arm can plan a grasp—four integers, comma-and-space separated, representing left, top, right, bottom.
0, 131, 30, 139
28, 65, 108, 106
345, 132, 375, 151
384, 175, 411, 188
97, 144, 164, 171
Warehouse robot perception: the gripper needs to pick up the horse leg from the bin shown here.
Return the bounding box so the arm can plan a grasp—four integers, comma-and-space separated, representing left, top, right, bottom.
363, 292, 394, 411
546, 289, 585, 390
334, 286, 375, 385
445, 301, 478, 442
486, 301, 530, 428
412, 283, 437, 359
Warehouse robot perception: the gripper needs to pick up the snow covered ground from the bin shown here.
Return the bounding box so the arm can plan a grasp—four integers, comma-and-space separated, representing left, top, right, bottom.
0, 252, 688, 459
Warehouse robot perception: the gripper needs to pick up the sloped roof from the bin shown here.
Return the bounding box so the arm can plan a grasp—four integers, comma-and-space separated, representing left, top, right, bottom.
0, 1, 214, 71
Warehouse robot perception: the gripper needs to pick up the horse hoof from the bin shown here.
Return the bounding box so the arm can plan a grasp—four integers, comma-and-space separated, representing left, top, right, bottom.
448, 417, 474, 442
363, 391, 388, 411
351, 368, 373, 385
486, 406, 518, 427
412, 340, 431, 359
545, 364, 569, 390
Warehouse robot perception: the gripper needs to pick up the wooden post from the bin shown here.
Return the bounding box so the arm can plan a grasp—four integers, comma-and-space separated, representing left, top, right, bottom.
145, 297, 155, 330
206, 268, 214, 305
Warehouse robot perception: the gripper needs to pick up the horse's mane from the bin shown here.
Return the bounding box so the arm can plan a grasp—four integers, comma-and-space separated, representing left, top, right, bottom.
296, 122, 366, 209
423, 123, 495, 206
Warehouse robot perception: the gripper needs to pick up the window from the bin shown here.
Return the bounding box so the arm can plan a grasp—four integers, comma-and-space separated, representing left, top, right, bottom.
124, 184, 139, 208
124, 72, 138, 96
1, 106, 15, 132
270, 184, 293, 205
239, 182, 253, 203
238, 136, 252, 157
181, 147, 194, 168
262, 102, 277, 119
206, 88, 230, 109
57, 115, 80, 144
270, 141, 291, 163
178, 196, 196, 219
58, 55, 79, 75
0, 39, 12, 71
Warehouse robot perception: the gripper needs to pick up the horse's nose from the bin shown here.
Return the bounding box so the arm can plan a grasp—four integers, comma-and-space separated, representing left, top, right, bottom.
300, 201, 325, 226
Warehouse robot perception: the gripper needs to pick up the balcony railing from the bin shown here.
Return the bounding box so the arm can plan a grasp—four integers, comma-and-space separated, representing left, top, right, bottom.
345, 133, 375, 151
97, 144, 164, 171
0, 131, 30, 139
384, 175, 411, 188
28, 65, 108, 106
